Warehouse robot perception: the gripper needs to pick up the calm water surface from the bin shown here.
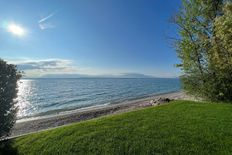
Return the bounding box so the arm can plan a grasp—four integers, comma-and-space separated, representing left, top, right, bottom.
17, 78, 181, 119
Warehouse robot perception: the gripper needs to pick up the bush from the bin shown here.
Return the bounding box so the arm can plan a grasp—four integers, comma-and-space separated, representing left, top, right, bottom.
0, 59, 21, 139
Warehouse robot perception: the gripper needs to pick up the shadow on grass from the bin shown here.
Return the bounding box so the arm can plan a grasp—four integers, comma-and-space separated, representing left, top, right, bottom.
0, 139, 18, 155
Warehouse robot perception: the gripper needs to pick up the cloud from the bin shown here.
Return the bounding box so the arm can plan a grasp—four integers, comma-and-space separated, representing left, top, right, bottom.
39, 23, 55, 30
17, 59, 72, 70
38, 12, 55, 23
11, 59, 79, 77
38, 12, 56, 30
5, 58, 180, 78
11, 58, 147, 78
7, 58, 121, 78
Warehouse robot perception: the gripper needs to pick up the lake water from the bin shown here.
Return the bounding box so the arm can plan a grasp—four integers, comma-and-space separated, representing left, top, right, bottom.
17, 78, 181, 119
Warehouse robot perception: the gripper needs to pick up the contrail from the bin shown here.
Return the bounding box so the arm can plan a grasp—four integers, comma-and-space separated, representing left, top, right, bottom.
38, 12, 56, 23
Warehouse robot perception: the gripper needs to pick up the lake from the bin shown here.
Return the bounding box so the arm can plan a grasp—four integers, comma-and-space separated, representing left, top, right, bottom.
17, 78, 181, 119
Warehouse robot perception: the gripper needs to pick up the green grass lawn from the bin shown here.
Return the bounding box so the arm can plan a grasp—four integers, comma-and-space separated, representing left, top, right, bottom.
2, 100, 232, 155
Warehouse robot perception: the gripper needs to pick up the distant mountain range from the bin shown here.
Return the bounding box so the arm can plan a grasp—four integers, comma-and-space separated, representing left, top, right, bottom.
25, 73, 156, 79
112, 73, 154, 78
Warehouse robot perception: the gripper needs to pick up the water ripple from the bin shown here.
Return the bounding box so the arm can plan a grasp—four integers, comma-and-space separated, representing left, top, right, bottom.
17, 78, 180, 119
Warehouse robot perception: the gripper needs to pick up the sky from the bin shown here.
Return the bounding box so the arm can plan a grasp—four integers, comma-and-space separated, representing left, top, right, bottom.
0, 0, 182, 78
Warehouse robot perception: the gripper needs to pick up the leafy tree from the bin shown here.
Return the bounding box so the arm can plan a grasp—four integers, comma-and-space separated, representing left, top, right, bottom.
173, 0, 232, 101
0, 59, 21, 139
208, 3, 232, 100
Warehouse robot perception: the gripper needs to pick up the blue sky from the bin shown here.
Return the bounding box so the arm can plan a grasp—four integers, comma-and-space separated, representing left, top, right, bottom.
0, 0, 181, 78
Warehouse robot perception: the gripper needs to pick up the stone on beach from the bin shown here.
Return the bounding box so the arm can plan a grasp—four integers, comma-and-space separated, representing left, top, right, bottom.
150, 97, 173, 105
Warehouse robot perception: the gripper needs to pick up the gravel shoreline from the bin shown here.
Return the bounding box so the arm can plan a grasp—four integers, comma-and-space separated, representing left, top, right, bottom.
10, 91, 191, 138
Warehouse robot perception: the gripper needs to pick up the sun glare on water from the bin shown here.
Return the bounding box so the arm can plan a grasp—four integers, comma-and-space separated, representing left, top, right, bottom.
7, 24, 25, 36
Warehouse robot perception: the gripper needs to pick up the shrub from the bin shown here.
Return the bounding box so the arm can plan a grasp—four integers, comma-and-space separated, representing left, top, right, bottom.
0, 59, 21, 139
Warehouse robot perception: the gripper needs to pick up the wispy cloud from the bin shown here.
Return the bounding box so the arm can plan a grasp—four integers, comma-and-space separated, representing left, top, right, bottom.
39, 23, 55, 30
38, 12, 56, 23
38, 12, 56, 30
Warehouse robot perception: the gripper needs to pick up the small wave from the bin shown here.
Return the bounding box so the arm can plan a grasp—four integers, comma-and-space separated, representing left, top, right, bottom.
40, 98, 89, 108
95, 92, 107, 96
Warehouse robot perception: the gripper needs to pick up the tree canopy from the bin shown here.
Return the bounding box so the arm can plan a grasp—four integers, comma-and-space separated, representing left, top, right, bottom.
174, 0, 232, 101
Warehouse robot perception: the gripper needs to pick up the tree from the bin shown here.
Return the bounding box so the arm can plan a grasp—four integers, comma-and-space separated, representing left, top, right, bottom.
0, 59, 21, 139
173, 0, 232, 101
208, 3, 232, 100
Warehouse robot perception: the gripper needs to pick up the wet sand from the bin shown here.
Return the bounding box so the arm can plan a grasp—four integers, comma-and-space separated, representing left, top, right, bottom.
11, 91, 191, 138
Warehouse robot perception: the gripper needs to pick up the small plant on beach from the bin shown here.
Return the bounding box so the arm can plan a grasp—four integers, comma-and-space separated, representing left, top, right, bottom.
0, 59, 21, 139
173, 0, 232, 101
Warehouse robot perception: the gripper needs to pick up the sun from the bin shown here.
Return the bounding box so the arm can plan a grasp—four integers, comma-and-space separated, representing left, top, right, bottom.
7, 24, 25, 36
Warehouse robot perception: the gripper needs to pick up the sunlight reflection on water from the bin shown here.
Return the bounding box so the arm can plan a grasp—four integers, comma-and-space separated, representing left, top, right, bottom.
17, 80, 35, 118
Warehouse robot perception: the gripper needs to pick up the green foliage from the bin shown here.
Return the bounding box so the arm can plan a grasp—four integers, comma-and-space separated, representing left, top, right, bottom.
174, 0, 232, 101
0, 59, 21, 139
208, 3, 232, 101
4, 101, 232, 154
